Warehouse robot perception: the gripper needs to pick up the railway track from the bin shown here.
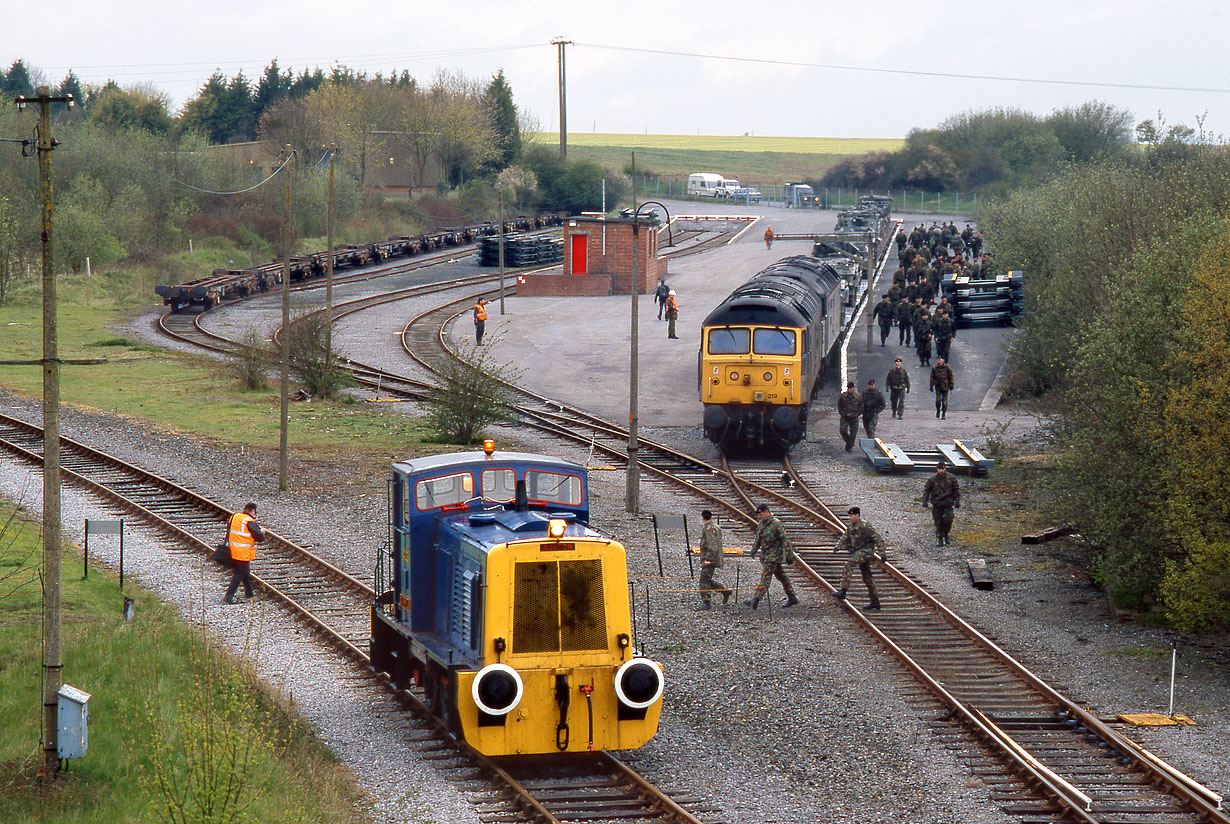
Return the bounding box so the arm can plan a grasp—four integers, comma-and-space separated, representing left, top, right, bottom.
0, 412, 711, 824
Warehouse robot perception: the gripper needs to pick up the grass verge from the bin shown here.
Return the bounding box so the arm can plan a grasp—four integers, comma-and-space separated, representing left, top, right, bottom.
0, 500, 371, 824
0, 271, 440, 462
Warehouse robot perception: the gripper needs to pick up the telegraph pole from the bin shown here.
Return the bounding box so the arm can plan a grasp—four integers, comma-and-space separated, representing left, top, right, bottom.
325, 146, 336, 378
626, 151, 639, 513
552, 38, 571, 159
278, 146, 294, 492
16, 85, 74, 779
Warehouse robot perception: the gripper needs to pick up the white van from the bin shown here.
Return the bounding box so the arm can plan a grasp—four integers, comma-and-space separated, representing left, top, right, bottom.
687, 173, 724, 198
719, 178, 741, 197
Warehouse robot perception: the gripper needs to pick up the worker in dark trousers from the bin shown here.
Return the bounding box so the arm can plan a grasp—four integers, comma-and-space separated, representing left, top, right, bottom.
224, 502, 266, 604
922, 462, 960, 546
930, 357, 955, 419
473, 298, 488, 344
654, 280, 670, 320
665, 290, 679, 339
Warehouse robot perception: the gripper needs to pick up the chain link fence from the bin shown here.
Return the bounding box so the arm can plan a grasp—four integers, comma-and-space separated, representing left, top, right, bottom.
631, 176, 978, 216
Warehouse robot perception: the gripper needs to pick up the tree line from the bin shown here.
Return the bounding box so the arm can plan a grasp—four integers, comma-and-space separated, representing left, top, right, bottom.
0, 59, 625, 298
816, 102, 1138, 195
980, 129, 1230, 632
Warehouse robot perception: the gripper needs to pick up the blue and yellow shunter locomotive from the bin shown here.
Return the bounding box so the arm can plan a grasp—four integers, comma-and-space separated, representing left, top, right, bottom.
370, 443, 664, 756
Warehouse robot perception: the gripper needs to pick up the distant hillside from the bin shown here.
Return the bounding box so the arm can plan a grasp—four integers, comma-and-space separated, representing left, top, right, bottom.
527, 133, 904, 185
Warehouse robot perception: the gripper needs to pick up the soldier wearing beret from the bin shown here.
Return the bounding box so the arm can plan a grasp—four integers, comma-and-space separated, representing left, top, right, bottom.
744, 503, 799, 610
832, 506, 886, 611
922, 462, 961, 546
838, 381, 864, 452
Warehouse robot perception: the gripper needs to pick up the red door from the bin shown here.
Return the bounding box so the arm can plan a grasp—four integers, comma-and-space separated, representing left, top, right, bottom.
570, 234, 588, 275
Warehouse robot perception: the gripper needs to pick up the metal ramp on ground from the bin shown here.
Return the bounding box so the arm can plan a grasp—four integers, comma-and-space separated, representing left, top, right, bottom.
860, 437, 994, 476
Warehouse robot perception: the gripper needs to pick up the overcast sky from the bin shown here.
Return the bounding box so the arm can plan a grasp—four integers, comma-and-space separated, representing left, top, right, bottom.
7, 0, 1228, 140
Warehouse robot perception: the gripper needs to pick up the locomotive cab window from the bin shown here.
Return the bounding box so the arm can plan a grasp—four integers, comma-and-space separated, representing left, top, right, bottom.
526, 470, 583, 506
415, 472, 474, 510
706, 327, 750, 355
753, 328, 796, 356
481, 468, 516, 503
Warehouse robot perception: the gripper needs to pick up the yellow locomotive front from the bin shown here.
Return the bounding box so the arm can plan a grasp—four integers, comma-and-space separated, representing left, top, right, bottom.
700, 324, 803, 407
457, 532, 663, 756
700, 256, 842, 452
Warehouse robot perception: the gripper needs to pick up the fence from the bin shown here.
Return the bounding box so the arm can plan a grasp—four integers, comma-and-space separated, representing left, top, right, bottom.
630, 176, 977, 216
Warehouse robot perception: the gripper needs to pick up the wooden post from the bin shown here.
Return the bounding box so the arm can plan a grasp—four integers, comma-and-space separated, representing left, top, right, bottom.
278, 146, 294, 492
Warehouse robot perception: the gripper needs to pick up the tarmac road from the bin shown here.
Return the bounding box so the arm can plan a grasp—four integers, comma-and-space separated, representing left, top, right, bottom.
466, 198, 1012, 453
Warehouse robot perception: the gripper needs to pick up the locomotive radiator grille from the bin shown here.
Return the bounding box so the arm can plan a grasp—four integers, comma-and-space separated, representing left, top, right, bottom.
512, 560, 607, 654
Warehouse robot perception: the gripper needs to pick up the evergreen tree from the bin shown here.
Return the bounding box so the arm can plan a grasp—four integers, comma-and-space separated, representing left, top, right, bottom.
1, 59, 35, 99
180, 73, 227, 142
254, 60, 292, 124
289, 68, 325, 99
482, 70, 520, 174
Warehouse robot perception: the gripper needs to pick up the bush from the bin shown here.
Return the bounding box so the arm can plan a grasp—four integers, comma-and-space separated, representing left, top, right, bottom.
423, 339, 517, 443
229, 325, 270, 391
284, 310, 351, 398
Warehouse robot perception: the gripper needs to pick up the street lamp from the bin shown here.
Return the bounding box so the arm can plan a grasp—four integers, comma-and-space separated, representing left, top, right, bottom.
626, 199, 671, 514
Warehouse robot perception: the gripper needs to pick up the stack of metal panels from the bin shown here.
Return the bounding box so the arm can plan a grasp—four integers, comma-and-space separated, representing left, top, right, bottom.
941, 269, 1023, 326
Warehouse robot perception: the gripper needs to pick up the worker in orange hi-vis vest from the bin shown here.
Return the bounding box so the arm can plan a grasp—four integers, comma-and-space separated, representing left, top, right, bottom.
224, 502, 266, 604
665, 290, 679, 339
474, 298, 488, 344
764, 225, 774, 249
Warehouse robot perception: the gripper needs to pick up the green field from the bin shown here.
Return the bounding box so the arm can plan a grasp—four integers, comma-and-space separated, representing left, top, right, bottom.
0, 503, 369, 824
528, 132, 903, 183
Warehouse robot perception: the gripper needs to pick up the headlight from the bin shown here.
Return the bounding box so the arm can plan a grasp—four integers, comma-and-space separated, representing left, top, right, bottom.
614, 658, 664, 709
472, 664, 523, 715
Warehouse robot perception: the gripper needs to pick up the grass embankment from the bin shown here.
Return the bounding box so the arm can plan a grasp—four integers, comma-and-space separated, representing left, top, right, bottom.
0, 241, 437, 463
0, 502, 370, 824
529, 132, 904, 182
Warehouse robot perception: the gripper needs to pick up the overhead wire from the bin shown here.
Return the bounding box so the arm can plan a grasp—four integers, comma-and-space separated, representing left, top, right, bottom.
164, 150, 294, 195
572, 41, 1230, 95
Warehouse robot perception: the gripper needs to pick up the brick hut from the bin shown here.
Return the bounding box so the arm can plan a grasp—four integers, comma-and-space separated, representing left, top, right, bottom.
517, 213, 666, 297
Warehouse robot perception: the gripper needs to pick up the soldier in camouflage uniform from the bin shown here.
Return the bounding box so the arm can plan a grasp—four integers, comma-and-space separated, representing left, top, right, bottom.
861, 379, 886, 438
837, 381, 864, 452
930, 357, 955, 419
922, 462, 960, 546
696, 510, 732, 610
932, 307, 955, 361
914, 310, 933, 367
832, 506, 886, 610
744, 503, 799, 610
895, 297, 914, 346
886, 358, 910, 419
873, 295, 895, 346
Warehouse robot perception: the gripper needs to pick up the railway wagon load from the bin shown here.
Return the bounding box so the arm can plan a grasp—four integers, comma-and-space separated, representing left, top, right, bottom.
700, 255, 848, 453
156, 212, 567, 313
370, 445, 664, 757
941, 269, 1024, 326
